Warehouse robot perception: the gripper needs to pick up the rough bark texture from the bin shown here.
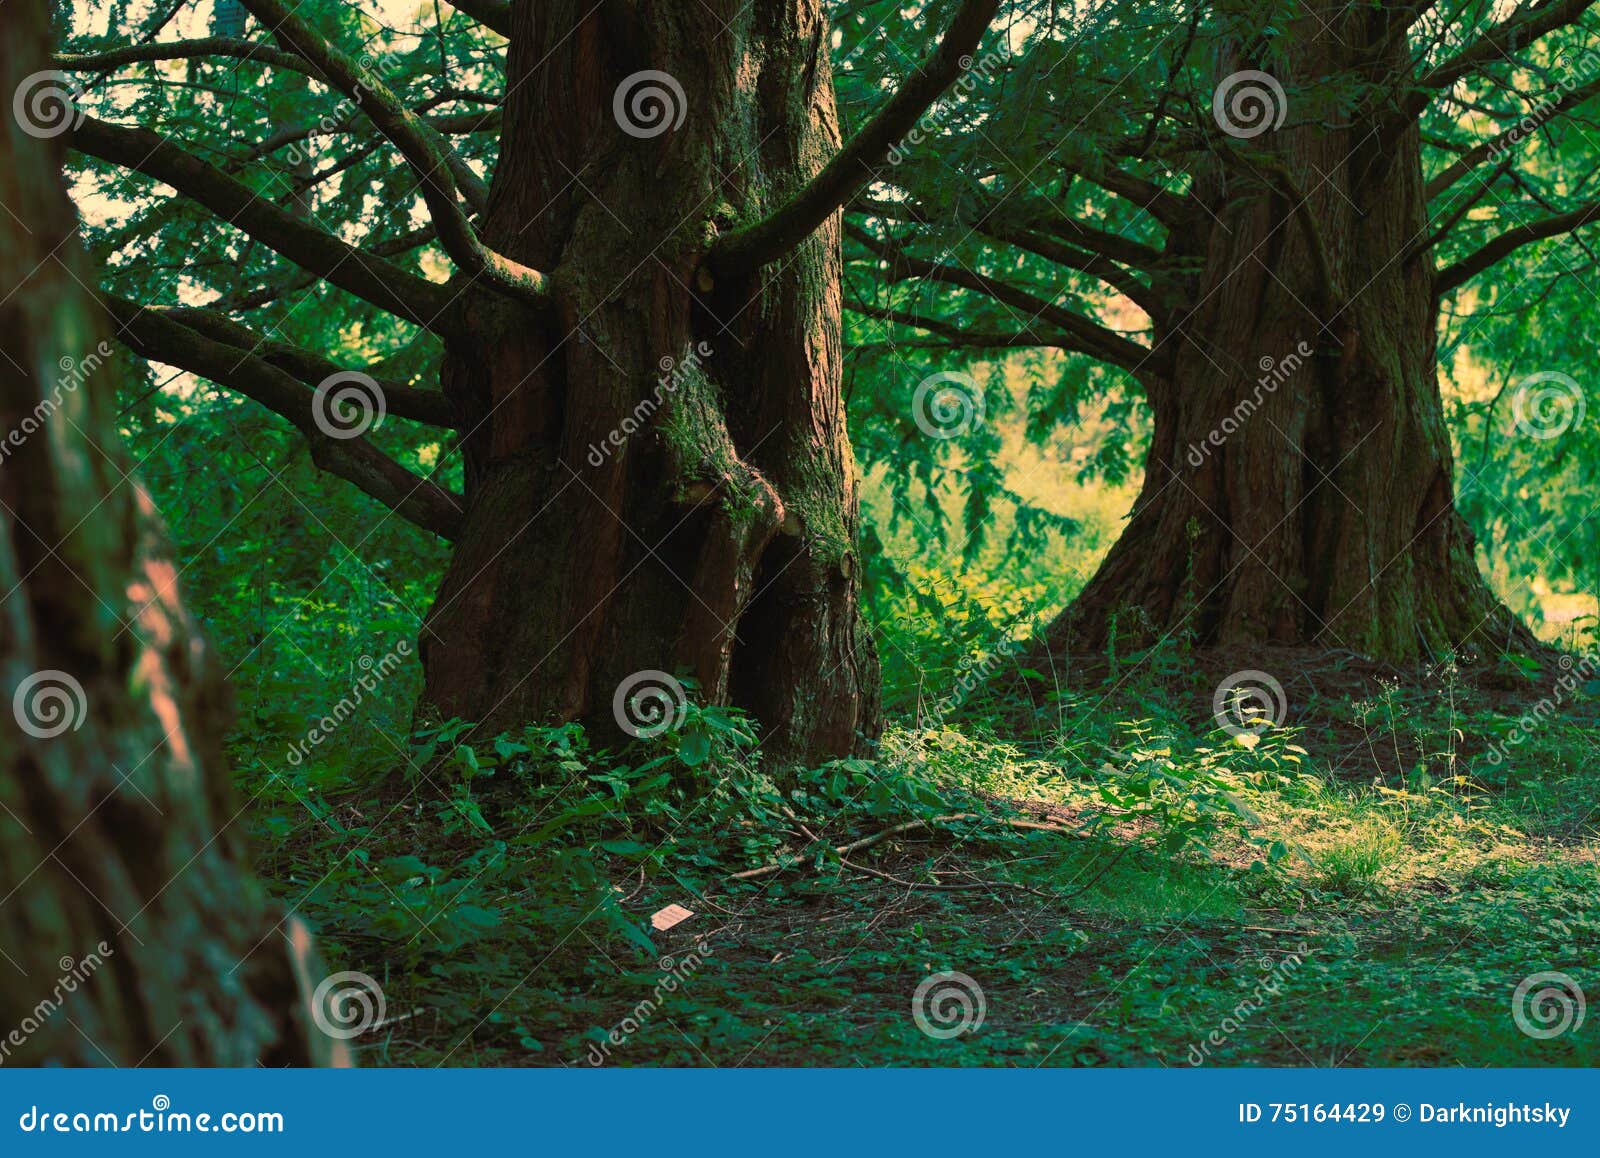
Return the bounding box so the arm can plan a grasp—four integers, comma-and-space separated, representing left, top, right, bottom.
0, 0, 334, 1066
421, 0, 880, 763
1047, 7, 1535, 665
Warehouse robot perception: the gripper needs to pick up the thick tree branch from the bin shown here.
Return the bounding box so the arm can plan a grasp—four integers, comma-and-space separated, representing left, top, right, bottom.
153, 307, 457, 428
54, 36, 311, 76
708, 0, 1002, 277
211, 226, 437, 313
849, 224, 1157, 377
1435, 198, 1600, 295
72, 115, 459, 333
104, 296, 464, 539
850, 198, 1156, 310
236, 0, 542, 303
850, 299, 1093, 350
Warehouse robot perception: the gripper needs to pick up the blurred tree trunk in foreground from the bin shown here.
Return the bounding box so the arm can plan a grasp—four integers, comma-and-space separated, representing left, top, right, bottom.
0, 0, 335, 1066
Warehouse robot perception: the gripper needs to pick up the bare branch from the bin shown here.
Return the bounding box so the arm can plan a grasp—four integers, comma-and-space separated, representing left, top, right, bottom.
708, 0, 1002, 277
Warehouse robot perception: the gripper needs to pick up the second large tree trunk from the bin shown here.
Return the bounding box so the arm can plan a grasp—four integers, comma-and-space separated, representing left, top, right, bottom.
420, 0, 879, 763
1045, 10, 1532, 665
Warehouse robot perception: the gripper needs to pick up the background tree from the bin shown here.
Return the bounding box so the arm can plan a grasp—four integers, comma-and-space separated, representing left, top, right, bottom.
59, 0, 1000, 763
846, 0, 1600, 665
1, 0, 330, 1065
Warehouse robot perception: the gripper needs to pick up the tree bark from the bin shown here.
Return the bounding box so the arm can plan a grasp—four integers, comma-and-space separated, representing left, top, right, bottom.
420, 0, 880, 763
1043, 8, 1535, 665
0, 0, 334, 1065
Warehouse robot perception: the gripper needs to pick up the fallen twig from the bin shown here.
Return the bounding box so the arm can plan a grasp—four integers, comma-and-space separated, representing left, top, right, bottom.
728, 811, 1086, 882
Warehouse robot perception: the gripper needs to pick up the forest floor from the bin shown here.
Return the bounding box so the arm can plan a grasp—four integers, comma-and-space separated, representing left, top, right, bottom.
250, 646, 1600, 1067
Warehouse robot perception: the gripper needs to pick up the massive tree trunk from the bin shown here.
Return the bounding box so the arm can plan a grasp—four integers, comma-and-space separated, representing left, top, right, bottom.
0, 0, 331, 1065
1045, 9, 1534, 665
420, 0, 880, 762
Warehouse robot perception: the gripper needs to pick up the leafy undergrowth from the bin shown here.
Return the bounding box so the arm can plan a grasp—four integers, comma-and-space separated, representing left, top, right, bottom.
238, 653, 1600, 1068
